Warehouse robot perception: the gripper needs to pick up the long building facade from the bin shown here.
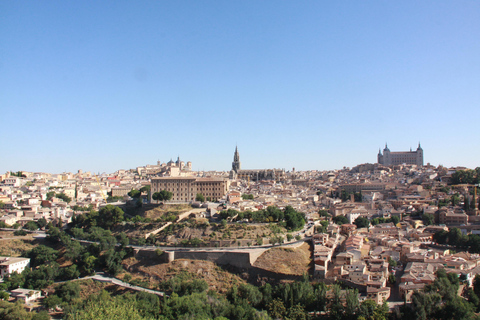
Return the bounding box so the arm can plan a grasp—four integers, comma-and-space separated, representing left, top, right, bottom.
150, 177, 229, 202
229, 146, 286, 182
377, 143, 423, 167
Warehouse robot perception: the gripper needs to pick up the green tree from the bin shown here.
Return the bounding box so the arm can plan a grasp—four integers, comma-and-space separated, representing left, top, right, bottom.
358, 299, 389, 320
46, 191, 55, 201
56, 282, 81, 303
318, 209, 330, 217
196, 193, 205, 202
98, 205, 124, 229
390, 215, 400, 225
58, 264, 80, 281
56, 193, 72, 203
152, 190, 173, 202
23, 221, 39, 231
284, 206, 306, 230
128, 189, 141, 199
451, 193, 461, 206
344, 288, 360, 319
0, 291, 9, 301
32, 311, 50, 320
354, 217, 370, 228
36, 218, 47, 229
13, 230, 27, 236
388, 274, 396, 284
0, 300, 33, 320
3, 272, 25, 290
332, 215, 348, 225
64, 291, 149, 320
267, 298, 287, 320
139, 185, 150, 195
388, 257, 397, 267
28, 245, 58, 267
43, 294, 62, 310
422, 213, 435, 225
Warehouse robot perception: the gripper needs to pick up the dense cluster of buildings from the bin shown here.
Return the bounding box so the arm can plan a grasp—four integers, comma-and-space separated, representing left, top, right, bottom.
2, 144, 480, 309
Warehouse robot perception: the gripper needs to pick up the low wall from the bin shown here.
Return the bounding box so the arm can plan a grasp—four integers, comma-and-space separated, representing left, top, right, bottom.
133, 248, 262, 269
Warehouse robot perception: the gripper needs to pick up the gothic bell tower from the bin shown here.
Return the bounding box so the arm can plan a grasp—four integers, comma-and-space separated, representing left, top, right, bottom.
232, 146, 241, 173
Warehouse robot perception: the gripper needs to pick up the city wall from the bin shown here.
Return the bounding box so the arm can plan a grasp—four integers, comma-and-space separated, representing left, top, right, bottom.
134, 248, 265, 269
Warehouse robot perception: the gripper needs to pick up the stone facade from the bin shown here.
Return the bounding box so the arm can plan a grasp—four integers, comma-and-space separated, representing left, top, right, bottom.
378, 143, 423, 166
229, 146, 286, 182
151, 177, 228, 202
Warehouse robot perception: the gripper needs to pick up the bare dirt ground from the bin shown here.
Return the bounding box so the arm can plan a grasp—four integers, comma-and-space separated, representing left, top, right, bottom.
253, 242, 312, 276
121, 257, 246, 293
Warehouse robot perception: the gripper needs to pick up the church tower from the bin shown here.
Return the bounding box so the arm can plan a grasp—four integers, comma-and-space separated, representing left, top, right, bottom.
232, 146, 241, 173
416, 142, 424, 166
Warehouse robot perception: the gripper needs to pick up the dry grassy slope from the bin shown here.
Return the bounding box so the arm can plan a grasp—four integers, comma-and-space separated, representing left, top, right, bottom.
122, 258, 246, 293
253, 242, 312, 276
0, 237, 39, 257
143, 204, 192, 220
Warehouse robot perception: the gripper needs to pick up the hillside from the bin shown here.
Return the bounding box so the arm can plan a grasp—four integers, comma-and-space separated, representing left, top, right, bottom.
122, 257, 246, 293
253, 242, 312, 275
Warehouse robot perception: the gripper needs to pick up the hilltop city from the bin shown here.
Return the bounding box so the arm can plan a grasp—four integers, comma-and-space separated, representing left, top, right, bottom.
1, 144, 480, 319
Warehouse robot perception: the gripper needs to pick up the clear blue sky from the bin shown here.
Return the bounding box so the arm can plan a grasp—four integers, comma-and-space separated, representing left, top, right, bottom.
1, 1, 479, 174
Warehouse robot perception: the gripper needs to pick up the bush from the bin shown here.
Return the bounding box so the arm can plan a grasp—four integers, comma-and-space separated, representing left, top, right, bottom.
14, 230, 28, 236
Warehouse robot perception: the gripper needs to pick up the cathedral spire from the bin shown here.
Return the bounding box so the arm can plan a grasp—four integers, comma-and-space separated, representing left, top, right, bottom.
232, 146, 241, 173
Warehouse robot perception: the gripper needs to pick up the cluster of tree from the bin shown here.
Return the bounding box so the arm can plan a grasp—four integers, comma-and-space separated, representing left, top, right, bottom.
422, 213, 435, 225
42, 281, 81, 312
9, 171, 26, 177
22, 218, 47, 231
316, 220, 329, 233
152, 190, 173, 202
354, 217, 370, 228
371, 216, 400, 226
0, 221, 11, 229
57, 272, 391, 320
61, 289, 161, 320
219, 206, 305, 231
2, 243, 82, 291
332, 215, 349, 225
107, 195, 124, 203
196, 193, 205, 202
71, 205, 124, 230
242, 194, 254, 200
318, 209, 330, 217
433, 227, 480, 254
0, 300, 49, 320
338, 189, 362, 202
71, 204, 94, 212
450, 167, 480, 185
331, 215, 402, 229
225, 277, 389, 320
128, 186, 151, 199
46, 191, 72, 203
398, 269, 477, 320
46, 224, 131, 276
179, 237, 204, 247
